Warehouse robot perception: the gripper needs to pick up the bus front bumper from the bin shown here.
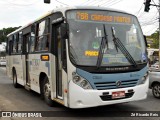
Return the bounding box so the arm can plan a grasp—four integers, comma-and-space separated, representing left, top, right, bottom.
69, 78, 149, 108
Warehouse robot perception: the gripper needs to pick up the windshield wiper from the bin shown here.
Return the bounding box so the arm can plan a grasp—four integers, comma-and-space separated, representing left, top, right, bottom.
111, 27, 137, 67
96, 24, 109, 69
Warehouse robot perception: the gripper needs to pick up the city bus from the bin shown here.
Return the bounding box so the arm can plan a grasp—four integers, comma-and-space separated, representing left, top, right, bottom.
6, 6, 149, 108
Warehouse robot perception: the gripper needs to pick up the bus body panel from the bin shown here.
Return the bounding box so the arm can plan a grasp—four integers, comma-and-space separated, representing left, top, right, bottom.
6, 55, 12, 79
68, 66, 148, 108
27, 53, 68, 106
7, 55, 25, 86
69, 77, 149, 108
26, 53, 53, 94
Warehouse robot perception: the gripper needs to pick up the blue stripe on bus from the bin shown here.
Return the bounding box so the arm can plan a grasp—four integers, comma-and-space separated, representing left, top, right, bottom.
76, 66, 148, 89
45, 62, 50, 76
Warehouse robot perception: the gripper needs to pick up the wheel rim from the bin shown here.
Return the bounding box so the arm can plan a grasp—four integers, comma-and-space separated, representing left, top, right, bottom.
153, 85, 160, 97
44, 82, 51, 98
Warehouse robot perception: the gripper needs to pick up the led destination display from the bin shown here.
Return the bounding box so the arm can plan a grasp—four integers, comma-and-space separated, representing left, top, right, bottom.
76, 11, 131, 24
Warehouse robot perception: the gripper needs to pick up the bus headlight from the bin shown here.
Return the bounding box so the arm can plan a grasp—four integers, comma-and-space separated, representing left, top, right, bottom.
80, 80, 88, 87
137, 72, 149, 85
73, 76, 81, 83
72, 72, 93, 89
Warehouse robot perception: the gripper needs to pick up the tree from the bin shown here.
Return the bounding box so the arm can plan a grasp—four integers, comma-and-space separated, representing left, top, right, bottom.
151, 30, 159, 49
0, 26, 21, 43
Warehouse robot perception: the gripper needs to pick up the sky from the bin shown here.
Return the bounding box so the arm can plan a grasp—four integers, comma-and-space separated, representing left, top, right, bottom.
0, 0, 159, 35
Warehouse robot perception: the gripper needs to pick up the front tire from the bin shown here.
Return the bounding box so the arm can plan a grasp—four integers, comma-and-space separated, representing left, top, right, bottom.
41, 77, 54, 106
152, 83, 160, 99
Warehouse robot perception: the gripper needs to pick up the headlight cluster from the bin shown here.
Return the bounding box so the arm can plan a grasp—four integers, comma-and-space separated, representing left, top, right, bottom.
137, 72, 149, 85
72, 72, 93, 89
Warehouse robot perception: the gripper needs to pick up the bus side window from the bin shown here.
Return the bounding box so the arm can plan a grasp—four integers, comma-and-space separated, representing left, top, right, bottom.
6, 39, 8, 55
16, 34, 19, 53
12, 34, 19, 54
18, 32, 22, 53
29, 25, 35, 53
45, 18, 50, 51
12, 35, 17, 54
8, 36, 12, 55
35, 24, 39, 51
30, 33, 35, 52
35, 19, 49, 51
10, 36, 13, 54
9, 41, 12, 55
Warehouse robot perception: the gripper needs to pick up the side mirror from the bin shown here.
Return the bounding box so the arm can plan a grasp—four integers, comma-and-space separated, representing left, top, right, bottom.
144, 35, 148, 47
60, 23, 69, 39
44, 0, 50, 3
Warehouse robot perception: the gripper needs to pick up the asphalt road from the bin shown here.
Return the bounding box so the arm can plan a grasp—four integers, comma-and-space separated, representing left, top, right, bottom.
0, 67, 159, 120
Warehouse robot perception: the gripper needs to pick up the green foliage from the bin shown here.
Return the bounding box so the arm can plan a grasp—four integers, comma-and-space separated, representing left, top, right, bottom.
0, 26, 21, 43
146, 29, 159, 49
151, 30, 159, 49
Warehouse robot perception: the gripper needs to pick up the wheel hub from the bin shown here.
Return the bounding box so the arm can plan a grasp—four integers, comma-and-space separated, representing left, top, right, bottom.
44, 82, 51, 98
153, 85, 160, 97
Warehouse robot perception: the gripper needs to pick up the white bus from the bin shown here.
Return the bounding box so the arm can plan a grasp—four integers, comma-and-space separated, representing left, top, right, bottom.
6, 6, 149, 108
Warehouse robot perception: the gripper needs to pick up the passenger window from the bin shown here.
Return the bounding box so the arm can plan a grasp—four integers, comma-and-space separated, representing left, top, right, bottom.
18, 32, 22, 53
30, 32, 35, 52
29, 25, 35, 53
35, 19, 50, 51
8, 36, 13, 55
13, 35, 17, 53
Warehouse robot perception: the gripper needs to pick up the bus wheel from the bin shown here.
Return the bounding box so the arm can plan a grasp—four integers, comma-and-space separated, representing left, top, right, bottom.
12, 70, 20, 88
42, 77, 54, 106
152, 83, 160, 99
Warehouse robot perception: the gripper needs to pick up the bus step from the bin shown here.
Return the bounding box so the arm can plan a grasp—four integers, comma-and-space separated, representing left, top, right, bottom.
24, 85, 31, 91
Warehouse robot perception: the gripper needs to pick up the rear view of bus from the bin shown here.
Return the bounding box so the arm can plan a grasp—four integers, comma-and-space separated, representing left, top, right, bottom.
66, 8, 149, 108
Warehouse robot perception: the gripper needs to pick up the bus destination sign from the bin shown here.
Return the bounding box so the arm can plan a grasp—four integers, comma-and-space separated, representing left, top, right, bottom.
76, 12, 131, 24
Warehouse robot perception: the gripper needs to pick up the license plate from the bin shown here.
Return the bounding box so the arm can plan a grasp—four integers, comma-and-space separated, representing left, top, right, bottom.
112, 91, 125, 99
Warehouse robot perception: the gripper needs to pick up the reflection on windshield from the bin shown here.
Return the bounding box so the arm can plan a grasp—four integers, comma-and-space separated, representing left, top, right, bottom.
111, 26, 137, 67
67, 10, 147, 67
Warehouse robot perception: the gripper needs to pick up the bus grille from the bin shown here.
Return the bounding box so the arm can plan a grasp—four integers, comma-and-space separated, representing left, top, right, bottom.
94, 79, 138, 90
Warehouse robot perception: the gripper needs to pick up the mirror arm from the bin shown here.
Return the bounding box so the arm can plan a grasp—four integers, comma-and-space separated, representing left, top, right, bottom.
143, 35, 148, 47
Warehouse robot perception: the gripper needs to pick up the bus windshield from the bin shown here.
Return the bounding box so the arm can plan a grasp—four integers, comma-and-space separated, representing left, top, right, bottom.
66, 10, 147, 67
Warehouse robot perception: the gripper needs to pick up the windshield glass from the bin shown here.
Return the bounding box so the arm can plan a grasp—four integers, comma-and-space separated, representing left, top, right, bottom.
66, 10, 147, 67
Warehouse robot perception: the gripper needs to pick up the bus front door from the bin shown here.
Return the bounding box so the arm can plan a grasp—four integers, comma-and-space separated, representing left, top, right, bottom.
53, 25, 63, 100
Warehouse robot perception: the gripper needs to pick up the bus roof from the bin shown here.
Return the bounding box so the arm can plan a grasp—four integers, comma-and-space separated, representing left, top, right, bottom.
7, 6, 131, 37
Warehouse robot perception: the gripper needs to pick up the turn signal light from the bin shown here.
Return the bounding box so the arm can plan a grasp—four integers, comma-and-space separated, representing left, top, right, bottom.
41, 55, 49, 61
